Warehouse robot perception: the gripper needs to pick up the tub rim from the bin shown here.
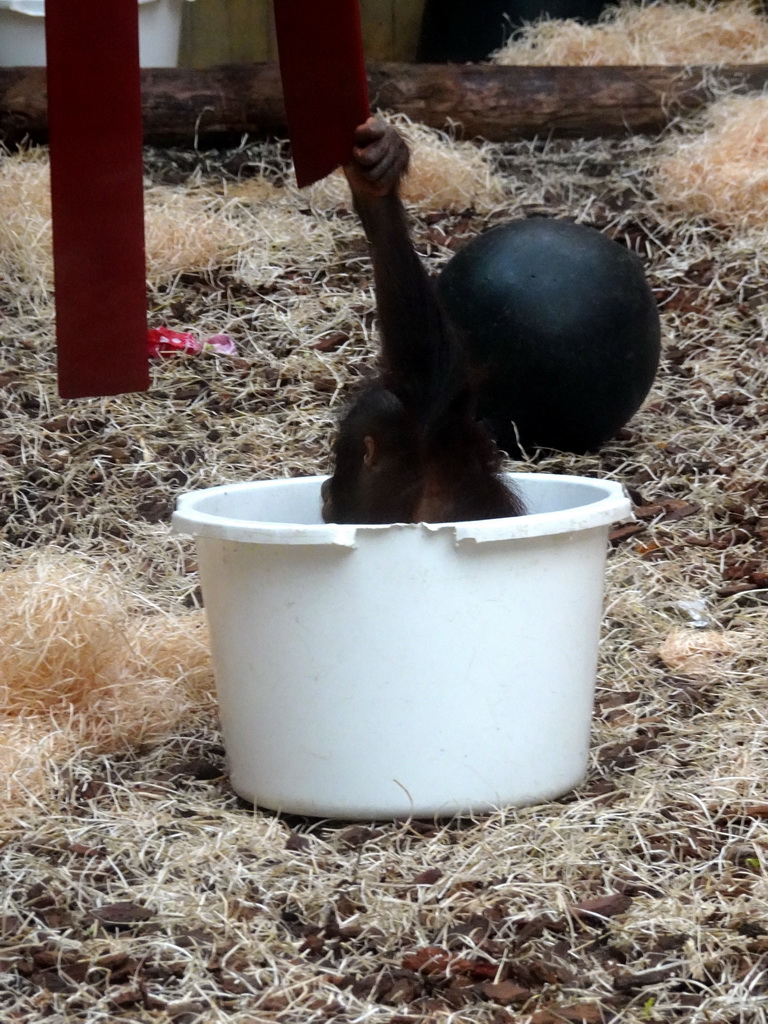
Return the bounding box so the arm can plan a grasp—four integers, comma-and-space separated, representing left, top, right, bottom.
172, 472, 633, 547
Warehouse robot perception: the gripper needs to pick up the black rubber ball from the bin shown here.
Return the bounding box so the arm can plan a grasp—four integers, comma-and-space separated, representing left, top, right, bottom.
438, 218, 661, 455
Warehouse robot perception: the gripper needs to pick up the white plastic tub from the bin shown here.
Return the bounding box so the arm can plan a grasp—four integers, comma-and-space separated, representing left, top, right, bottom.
0, 0, 185, 67
173, 473, 631, 819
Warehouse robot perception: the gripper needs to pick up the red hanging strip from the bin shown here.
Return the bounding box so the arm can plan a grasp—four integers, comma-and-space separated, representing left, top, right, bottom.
273, 0, 370, 188
45, 0, 149, 399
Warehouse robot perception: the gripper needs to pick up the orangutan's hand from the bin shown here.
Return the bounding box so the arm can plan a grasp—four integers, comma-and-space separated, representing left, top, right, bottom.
343, 117, 409, 198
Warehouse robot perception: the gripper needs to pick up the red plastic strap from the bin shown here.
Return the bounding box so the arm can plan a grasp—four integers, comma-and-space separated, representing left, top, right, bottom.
45, 0, 149, 399
273, 0, 370, 188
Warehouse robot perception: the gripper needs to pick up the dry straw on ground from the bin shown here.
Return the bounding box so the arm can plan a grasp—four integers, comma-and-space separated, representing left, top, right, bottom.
1, 118, 507, 307
2, 114, 768, 1022
657, 626, 749, 674
0, 154, 250, 293
144, 186, 251, 284
654, 93, 768, 229
0, 148, 52, 303
301, 115, 508, 214
0, 553, 213, 814
493, 0, 768, 65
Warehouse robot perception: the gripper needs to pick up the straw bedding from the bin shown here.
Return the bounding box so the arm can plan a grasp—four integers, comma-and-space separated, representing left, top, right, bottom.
1, 109, 768, 1022
654, 93, 768, 229
493, 0, 768, 66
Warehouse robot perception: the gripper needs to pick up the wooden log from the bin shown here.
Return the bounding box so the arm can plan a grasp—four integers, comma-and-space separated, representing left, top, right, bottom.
369, 63, 768, 138
3, 62, 768, 145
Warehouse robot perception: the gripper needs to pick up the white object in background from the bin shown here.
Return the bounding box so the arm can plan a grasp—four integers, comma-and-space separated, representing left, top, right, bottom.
173, 472, 632, 820
0, 0, 187, 67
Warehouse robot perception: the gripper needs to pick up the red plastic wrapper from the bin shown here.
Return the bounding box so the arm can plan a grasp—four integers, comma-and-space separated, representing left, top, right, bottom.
148, 328, 238, 359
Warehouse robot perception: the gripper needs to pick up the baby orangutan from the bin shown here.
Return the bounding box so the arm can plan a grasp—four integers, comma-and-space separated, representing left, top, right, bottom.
321, 118, 524, 525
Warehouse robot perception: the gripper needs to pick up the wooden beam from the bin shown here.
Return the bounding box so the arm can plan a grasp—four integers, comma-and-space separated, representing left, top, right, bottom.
3, 63, 768, 146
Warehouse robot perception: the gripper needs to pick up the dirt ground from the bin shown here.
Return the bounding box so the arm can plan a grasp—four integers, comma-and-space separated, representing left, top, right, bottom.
1, 122, 767, 1023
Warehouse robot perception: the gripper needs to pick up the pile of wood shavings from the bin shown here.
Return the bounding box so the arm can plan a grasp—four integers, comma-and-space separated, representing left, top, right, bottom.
1, 120, 768, 1022
654, 93, 768, 229
493, 0, 768, 65
0, 553, 213, 812
303, 115, 509, 214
